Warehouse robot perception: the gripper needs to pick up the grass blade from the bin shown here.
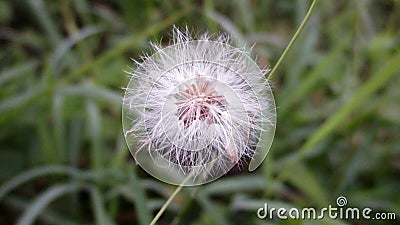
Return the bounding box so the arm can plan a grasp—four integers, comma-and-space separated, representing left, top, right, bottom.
88, 186, 116, 225
298, 49, 400, 156
15, 183, 83, 225
0, 166, 79, 201
0, 61, 38, 86
277, 49, 400, 168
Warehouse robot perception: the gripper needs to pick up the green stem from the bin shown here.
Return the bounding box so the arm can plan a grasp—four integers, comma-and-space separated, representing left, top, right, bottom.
149, 2, 320, 224
149, 174, 192, 225
267, 0, 319, 80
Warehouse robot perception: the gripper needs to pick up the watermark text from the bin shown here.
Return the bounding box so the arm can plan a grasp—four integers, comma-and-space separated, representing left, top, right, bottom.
257, 196, 396, 221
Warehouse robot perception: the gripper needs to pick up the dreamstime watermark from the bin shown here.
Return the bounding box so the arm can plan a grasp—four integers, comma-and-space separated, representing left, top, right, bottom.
257, 196, 397, 221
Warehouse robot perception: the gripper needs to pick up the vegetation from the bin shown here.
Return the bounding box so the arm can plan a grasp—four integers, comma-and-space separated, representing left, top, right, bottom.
0, 0, 399, 224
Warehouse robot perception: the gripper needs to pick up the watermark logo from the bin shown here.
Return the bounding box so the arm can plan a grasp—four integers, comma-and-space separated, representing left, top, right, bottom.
257, 196, 396, 221
336, 196, 347, 207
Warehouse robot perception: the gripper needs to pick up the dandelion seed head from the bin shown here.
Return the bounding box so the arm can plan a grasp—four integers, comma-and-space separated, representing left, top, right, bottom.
122, 27, 276, 185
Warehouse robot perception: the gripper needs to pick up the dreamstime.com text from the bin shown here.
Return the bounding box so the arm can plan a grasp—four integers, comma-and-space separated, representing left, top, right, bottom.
257, 196, 396, 221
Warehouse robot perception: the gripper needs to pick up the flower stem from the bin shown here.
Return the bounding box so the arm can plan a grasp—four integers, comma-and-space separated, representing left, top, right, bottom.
148, 2, 319, 224
149, 174, 193, 225
267, 0, 319, 80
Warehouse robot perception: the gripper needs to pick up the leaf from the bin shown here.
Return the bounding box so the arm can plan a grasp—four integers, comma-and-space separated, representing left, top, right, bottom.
0, 166, 79, 201
86, 100, 102, 170
277, 49, 400, 168
298, 49, 400, 156
280, 162, 329, 207
0, 61, 38, 86
88, 186, 116, 225
129, 165, 152, 225
4, 196, 79, 225
15, 183, 83, 225
200, 175, 268, 195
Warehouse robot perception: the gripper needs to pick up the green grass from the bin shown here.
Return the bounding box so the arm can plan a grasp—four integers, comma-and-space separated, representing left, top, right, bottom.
1, 0, 399, 225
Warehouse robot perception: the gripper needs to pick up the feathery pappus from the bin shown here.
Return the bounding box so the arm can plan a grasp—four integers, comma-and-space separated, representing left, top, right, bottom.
122, 27, 276, 185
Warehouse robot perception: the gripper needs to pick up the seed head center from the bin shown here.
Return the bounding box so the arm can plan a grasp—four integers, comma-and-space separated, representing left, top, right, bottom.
175, 77, 226, 128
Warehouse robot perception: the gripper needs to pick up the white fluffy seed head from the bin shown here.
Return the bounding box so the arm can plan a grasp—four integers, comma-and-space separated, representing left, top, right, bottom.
122, 27, 276, 185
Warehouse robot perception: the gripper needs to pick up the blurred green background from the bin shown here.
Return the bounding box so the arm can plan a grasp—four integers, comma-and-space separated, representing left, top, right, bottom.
0, 0, 399, 224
